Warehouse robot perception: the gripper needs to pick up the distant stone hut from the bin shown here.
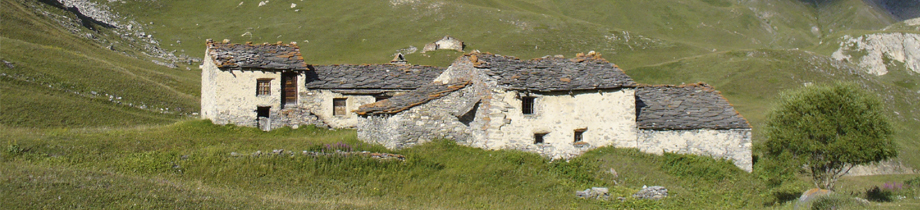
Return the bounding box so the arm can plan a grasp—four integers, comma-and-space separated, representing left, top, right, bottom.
422, 35, 464, 53
636, 84, 752, 171
200, 40, 444, 130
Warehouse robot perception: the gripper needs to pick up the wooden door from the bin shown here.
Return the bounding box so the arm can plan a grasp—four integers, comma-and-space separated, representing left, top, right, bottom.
282, 72, 297, 105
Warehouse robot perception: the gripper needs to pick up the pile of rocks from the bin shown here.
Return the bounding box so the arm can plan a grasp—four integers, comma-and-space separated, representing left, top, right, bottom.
633, 186, 668, 200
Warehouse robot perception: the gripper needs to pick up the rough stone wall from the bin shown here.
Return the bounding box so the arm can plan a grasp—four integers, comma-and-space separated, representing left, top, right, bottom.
358, 87, 477, 149
436, 56, 637, 159
637, 129, 752, 172
301, 90, 379, 128
481, 89, 638, 159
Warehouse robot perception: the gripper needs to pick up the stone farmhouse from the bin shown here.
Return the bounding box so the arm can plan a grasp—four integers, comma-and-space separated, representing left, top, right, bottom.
200, 40, 443, 130
201, 40, 752, 171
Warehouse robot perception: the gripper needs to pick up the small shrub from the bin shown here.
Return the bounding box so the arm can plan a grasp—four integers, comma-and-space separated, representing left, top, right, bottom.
810, 194, 865, 210
865, 186, 892, 202
6, 144, 25, 155
905, 177, 920, 188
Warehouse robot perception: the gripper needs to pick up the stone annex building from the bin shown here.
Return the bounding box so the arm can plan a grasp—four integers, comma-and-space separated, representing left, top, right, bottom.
200, 40, 753, 171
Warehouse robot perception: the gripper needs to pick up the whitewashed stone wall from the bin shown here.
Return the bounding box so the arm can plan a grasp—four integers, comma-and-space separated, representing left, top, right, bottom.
200, 54, 323, 129
301, 90, 379, 128
638, 129, 752, 172
479, 89, 637, 159
201, 56, 282, 126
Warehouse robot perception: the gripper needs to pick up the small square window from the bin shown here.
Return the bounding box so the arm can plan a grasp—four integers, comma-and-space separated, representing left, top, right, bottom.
534, 133, 547, 144
522, 96, 535, 115
333, 98, 347, 116
256, 79, 272, 96
574, 129, 587, 143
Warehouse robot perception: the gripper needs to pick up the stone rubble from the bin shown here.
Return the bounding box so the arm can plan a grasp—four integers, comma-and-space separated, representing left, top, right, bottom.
576, 187, 610, 200
632, 186, 668, 200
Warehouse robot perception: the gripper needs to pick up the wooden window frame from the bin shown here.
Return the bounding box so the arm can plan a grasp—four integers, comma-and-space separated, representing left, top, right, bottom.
574, 128, 587, 143
256, 79, 272, 96
333, 98, 347, 116
522, 96, 536, 115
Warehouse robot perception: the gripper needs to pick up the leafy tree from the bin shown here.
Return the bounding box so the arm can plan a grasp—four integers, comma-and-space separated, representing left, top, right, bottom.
762, 83, 897, 190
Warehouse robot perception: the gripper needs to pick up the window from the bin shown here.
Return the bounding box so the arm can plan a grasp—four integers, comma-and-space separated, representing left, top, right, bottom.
256, 79, 272, 96
257, 106, 271, 118
333, 98, 347, 116
534, 133, 547, 144
522, 96, 536, 115
574, 128, 587, 143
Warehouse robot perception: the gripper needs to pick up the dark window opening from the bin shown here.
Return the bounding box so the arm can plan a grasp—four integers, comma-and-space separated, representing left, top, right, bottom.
574, 129, 587, 143
257, 106, 271, 118
256, 79, 271, 96
534, 133, 547, 144
333, 98, 347, 116
522, 96, 536, 115
458, 102, 480, 126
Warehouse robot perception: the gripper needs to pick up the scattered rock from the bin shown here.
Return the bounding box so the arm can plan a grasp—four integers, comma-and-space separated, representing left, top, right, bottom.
152, 60, 177, 68
272, 149, 284, 155
2, 60, 14, 69
576, 187, 610, 200
230, 152, 239, 157
633, 186, 668, 200
180, 155, 189, 160
252, 150, 262, 157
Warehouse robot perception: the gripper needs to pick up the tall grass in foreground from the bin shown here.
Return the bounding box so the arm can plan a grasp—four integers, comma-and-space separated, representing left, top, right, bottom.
3, 120, 918, 209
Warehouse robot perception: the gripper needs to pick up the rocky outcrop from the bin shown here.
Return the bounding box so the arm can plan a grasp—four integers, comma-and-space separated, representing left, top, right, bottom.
832, 33, 920, 75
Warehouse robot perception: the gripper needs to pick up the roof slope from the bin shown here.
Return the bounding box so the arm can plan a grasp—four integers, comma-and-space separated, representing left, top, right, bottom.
305, 64, 445, 90
471, 52, 635, 92
636, 83, 750, 130
206, 40, 308, 70
356, 80, 471, 116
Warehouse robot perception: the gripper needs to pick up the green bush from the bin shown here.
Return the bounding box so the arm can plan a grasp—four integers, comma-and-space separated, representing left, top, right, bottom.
865, 186, 892, 202
810, 194, 866, 210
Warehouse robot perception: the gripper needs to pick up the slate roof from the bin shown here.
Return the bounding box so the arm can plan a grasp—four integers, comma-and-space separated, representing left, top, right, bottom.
470, 52, 636, 92
207, 40, 308, 70
636, 83, 750, 130
305, 64, 445, 90
355, 80, 471, 116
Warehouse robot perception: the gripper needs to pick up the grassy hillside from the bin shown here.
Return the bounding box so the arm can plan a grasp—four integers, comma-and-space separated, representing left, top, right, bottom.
1, 0, 200, 128
2, 0, 919, 208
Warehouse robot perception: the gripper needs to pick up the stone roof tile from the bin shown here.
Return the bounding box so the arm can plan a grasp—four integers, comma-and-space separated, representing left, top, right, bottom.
470, 52, 636, 92
636, 83, 750, 130
305, 64, 445, 90
207, 40, 307, 70
356, 80, 471, 116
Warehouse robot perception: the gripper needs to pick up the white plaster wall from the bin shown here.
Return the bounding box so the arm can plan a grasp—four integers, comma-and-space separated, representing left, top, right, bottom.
638, 129, 752, 172
201, 56, 284, 126
478, 89, 638, 159
302, 90, 376, 128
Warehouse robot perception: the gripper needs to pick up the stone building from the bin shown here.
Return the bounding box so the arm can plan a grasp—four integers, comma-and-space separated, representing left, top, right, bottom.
356, 52, 753, 171
636, 84, 752, 171
357, 52, 639, 159
422, 35, 464, 53
200, 40, 444, 130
